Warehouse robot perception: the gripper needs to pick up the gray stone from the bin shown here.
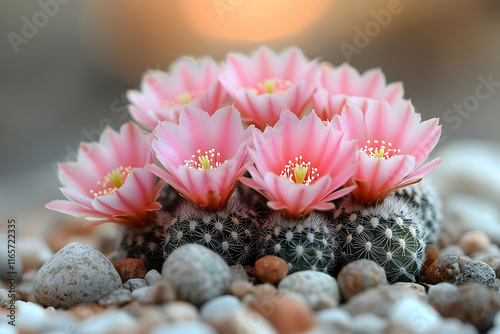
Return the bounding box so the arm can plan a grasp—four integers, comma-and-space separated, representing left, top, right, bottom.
98, 288, 133, 306
33, 242, 122, 308
161, 244, 231, 306
131, 280, 176, 304
144, 269, 163, 286
278, 271, 340, 310
455, 260, 496, 288
125, 278, 148, 291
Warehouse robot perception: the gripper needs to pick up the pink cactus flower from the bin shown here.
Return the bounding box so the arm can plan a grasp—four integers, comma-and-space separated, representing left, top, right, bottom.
241, 109, 359, 218
149, 105, 253, 210
46, 122, 165, 227
313, 63, 405, 121
219, 46, 318, 130
331, 99, 441, 205
128, 56, 229, 130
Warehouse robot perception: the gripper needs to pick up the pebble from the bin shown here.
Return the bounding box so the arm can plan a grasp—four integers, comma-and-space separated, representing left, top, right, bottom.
314, 308, 388, 334
150, 322, 217, 334
455, 260, 496, 288
230, 280, 255, 299
278, 271, 340, 310
246, 284, 314, 333
77, 309, 139, 334
131, 280, 176, 304
337, 259, 388, 301
161, 301, 199, 323
473, 253, 500, 277
0, 289, 10, 307
33, 242, 122, 308
423, 247, 440, 270
229, 264, 250, 282
144, 269, 163, 286
392, 282, 427, 298
68, 303, 106, 320
421, 254, 471, 284
124, 278, 148, 291
255, 256, 288, 284
15, 300, 77, 333
200, 295, 243, 324
161, 244, 231, 306
430, 283, 500, 332
115, 258, 148, 282
388, 297, 441, 333
98, 288, 133, 306
343, 285, 425, 318
457, 230, 491, 256
221, 308, 277, 334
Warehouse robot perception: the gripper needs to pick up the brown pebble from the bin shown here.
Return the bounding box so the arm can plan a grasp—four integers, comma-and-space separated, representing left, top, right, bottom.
247, 284, 314, 334
457, 230, 491, 256
230, 280, 255, 300
255, 256, 288, 284
421, 254, 471, 284
69, 303, 106, 320
115, 258, 147, 282
423, 247, 440, 270
337, 259, 387, 301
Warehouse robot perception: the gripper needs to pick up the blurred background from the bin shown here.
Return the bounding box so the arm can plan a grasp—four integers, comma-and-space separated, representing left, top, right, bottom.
1, 0, 500, 238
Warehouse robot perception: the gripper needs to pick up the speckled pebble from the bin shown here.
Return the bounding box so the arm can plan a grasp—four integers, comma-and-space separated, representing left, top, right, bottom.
131, 280, 176, 304
144, 269, 163, 286
98, 288, 133, 306
421, 254, 472, 285
278, 271, 339, 310
124, 278, 148, 291
455, 260, 496, 288
337, 259, 388, 301
33, 242, 122, 308
161, 244, 231, 306
255, 256, 288, 284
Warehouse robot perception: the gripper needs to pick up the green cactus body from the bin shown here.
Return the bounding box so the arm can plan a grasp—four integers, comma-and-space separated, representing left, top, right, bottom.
118, 216, 166, 272
260, 211, 337, 273
163, 195, 260, 266
334, 196, 427, 282
394, 181, 441, 246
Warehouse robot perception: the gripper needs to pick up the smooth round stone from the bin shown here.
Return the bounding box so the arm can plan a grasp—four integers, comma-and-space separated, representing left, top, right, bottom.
150, 321, 217, 334
34, 242, 122, 308
389, 297, 441, 333
255, 256, 288, 284
161, 244, 231, 306
200, 295, 243, 323
427, 283, 458, 305
278, 271, 340, 309
144, 269, 163, 286
161, 302, 199, 323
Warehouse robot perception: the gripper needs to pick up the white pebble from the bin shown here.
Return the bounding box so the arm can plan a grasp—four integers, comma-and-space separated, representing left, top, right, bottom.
200, 295, 242, 323
151, 321, 217, 334
145, 269, 163, 286
389, 297, 441, 333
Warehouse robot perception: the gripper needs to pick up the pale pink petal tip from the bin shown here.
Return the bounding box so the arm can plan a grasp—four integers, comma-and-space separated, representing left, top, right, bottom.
46, 122, 164, 227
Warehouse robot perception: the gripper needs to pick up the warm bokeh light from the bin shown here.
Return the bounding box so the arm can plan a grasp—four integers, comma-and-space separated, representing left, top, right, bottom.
178, 0, 333, 41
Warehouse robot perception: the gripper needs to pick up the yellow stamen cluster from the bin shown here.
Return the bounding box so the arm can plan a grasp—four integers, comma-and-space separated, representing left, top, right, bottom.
178, 92, 192, 104
184, 149, 226, 170
361, 139, 401, 159
90, 166, 133, 197
250, 78, 293, 95
280, 156, 319, 185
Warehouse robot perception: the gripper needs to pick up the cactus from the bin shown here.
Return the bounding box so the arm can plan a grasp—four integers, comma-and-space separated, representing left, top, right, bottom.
118, 215, 166, 272
394, 181, 441, 246
333, 196, 427, 282
158, 184, 183, 213
162, 194, 260, 266
259, 211, 337, 273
